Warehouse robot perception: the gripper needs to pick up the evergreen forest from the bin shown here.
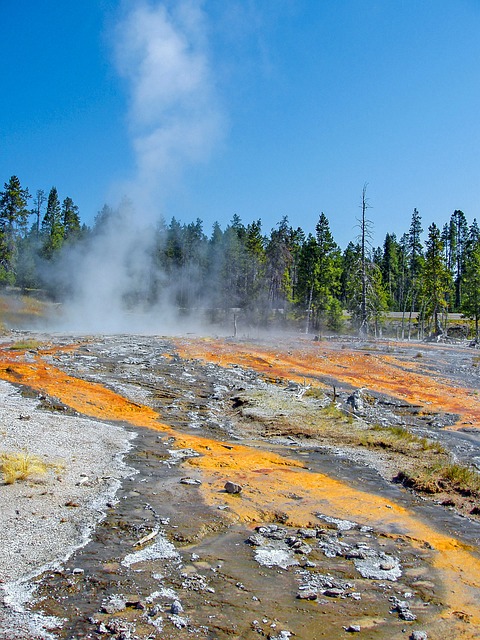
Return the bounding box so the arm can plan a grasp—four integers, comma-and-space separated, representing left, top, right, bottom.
1, 175, 480, 338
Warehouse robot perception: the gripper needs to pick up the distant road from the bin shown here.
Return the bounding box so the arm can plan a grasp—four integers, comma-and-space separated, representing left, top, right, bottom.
386, 312, 465, 320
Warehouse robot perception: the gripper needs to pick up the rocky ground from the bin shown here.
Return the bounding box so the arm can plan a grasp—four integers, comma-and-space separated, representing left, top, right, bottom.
0, 331, 479, 639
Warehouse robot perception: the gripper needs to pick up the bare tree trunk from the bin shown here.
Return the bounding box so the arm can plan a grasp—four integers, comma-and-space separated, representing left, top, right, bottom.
407, 288, 413, 340
360, 184, 369, 336
305, 284, 313, 334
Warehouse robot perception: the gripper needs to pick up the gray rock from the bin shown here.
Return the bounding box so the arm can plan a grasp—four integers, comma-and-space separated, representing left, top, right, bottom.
101, 594, 126, 614
294, 543, 313, 555
345, 549, 368, 559
390, 597, 417, 621
297, 590, 318, 600
149, 604, 162, 616
302, 560, 316, 568
354, 553, 402, 581
324, 588, 344, 597
247, 533, 265, 546
346, 390, 364, 413
180, 477, 202, 485
105, 619, 133, 634
344, 625, 361, 633
318, 538, 347, 558
380, 559, 397, 571
400, 609, 417, 621
126, 597, 145, 610
410, 632, 428, 640
271, 631, 292, 640
170, 600, 184, 614
224, 480, 242, 494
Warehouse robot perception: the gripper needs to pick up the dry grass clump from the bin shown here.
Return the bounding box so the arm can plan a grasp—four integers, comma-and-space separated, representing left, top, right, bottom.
358, 425, 447, 456
0, 451, 61, 485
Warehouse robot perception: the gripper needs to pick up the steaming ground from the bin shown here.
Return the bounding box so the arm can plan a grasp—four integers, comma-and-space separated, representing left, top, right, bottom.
0, 330, 479, 639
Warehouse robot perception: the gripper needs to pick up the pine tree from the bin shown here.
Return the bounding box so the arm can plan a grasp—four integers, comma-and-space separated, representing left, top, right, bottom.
343, 239, 386, 336
220, 215, 248, 310
244, 220, 266, 312
164, 217, 184, 271
203, 221, 225, 315
340, 242, 360, 306
93, 204, 115, 231
396, 233, 409, 315
314, 212, 341, 329
180, 218, 208, 307
404, 208, 424, 338
296, 234, 318, 332
421, 223, 450, 335
31, 189, 46, 237
467, 219, 480, 248
348, 184, 386, 335
62, 197, 81, 241
0, 175, 31, 282
265, 216, 295, 309
462, 238, 480, 340
381, 233, 400, 309
450, 210, 469, 310
41, 187, 64, 259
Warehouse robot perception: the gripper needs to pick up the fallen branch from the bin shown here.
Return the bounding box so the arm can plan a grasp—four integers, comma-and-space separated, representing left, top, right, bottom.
133, 528, 160, 547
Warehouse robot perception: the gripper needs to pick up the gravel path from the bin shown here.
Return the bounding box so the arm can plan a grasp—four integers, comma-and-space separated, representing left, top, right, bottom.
0, 379, 134, 639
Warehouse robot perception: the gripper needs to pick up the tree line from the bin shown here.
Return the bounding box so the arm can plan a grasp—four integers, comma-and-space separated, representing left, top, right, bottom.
1, 175, 480, 338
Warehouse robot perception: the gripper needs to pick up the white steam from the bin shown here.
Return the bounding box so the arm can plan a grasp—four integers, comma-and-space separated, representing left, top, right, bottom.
114, 0, 224, 212
53, 0, 225, 333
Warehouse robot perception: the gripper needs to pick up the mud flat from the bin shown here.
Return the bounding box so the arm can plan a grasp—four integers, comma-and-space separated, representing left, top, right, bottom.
0, 332, 479, 639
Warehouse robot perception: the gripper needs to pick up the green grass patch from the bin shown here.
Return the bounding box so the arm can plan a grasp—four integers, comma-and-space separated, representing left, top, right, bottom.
8, 339, 42, 351
321, 400, 354, 423
358, 425, 447, 456
397, 462, 480, 497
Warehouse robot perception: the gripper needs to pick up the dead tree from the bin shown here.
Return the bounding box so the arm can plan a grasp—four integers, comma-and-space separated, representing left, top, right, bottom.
359, 183, 373, 336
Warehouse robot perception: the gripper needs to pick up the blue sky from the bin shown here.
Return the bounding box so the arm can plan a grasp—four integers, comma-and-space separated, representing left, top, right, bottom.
1, 0, 480, 248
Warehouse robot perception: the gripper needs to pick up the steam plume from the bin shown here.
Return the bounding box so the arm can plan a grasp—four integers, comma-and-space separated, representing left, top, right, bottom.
114, 0, 224, 213
54, 0, 224, 333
